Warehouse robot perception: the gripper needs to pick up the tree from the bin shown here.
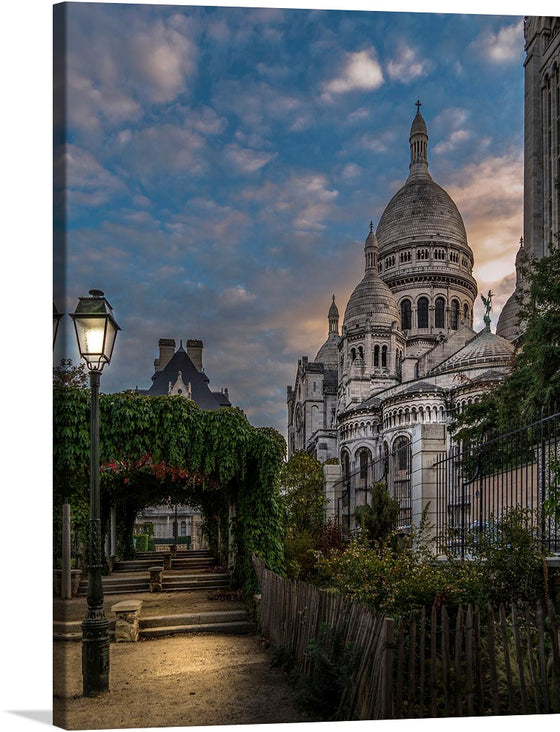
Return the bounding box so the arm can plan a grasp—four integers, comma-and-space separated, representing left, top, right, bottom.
354, 481, 400, 546
451, 244, 560, 442
53, 358, 88, 388
280, 451, 326, 534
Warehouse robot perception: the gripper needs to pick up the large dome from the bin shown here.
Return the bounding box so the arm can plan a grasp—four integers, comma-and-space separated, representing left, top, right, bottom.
377, 178, 467, 252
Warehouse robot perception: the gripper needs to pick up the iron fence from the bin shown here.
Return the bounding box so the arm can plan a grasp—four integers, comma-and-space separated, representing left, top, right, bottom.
434, 407, 560, 557
333, 440, 412, 533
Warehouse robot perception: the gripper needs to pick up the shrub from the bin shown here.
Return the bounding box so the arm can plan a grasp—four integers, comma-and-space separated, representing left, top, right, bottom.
354, 481, 400, 546
296, 624, 356, 721
133, 534, 149, 553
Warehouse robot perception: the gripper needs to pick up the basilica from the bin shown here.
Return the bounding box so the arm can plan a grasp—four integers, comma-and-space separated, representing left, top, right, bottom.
287, 102, 518, 529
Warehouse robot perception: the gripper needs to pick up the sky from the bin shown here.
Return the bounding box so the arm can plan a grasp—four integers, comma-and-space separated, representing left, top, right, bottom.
52, 3, 528, 440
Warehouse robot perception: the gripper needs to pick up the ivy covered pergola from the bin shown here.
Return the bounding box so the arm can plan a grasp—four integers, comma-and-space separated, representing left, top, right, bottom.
53, 388, 286, 595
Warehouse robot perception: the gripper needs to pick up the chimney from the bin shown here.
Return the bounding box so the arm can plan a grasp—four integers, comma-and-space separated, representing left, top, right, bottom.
187, 339, 203, 372
157, 339, 176, 372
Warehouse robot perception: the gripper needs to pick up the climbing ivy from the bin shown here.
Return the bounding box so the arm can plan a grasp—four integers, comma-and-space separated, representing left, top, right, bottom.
53, 387, 285, 594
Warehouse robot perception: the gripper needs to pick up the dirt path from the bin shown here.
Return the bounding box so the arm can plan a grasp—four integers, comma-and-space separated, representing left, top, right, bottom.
53, 633, 310, 729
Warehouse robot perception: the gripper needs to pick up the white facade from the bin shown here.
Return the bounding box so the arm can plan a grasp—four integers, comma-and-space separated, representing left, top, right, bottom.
288, 105, 515, 531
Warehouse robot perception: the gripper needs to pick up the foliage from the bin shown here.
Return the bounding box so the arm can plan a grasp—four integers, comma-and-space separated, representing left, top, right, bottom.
464, 508, 545, 605
451, 245, 560, 441
281, 451, 326, 534
316, 507, 546, 615
53, 388, 286, 595
296, 624, 357, 721
544, 456, 560, 524
133, 534, 150, 552
354, 481, 400, 546
53, 359, 88, 389
315, 537, 484, 617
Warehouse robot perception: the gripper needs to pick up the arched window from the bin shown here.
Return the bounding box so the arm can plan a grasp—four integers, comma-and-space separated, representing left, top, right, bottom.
180, 521, 187, 536
417, 297, 429, 329
359, 449, 369, 480
394, 436, 411, 473
374, 345, 380, 367
381, 345, 388, 367
435, 297, 445, 329
342, 451, 350, 484
451, 299, 460, 330
401, 299, 412, 330
358, 345, 364, 360
463, 303, 469, 323
351, 347, 356, 361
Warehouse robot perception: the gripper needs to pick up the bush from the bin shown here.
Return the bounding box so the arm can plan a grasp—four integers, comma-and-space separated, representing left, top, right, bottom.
468, 507, 545, 605
354, 481, 400, 546
133, 534, 149, 553
296, 624, 356, 721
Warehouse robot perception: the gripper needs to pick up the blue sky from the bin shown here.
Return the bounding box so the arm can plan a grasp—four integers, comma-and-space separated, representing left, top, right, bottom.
53, 2, 528, 438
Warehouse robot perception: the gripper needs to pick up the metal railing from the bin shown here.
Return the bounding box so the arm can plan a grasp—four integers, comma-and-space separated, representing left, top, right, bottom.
434, 407, 560, 557
333, 441, 412, 533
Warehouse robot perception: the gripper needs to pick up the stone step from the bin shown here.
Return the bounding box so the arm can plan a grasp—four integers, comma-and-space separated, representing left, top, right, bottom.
54, 611, 253, 641
140, 621, 256, 638
136, 550, 212, 559
139, 609, 248, 629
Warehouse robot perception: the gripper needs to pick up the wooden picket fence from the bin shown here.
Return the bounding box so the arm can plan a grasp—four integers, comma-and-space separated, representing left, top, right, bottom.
253, 556, 560, 719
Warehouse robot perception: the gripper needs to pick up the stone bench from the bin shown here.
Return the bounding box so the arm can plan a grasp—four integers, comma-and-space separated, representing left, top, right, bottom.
111, 600, 143, 642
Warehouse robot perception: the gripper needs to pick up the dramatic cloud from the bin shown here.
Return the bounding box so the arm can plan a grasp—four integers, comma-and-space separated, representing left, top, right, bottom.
54, 6, 528, 438
445, 152, 523, 286
323, 49, 384, 96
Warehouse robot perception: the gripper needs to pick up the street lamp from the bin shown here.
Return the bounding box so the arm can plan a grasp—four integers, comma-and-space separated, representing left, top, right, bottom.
70, 289, 120, 697
53, 300, 63, 349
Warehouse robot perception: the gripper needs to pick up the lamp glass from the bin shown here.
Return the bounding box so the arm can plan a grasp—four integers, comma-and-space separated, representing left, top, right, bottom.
74, 316, 110, 370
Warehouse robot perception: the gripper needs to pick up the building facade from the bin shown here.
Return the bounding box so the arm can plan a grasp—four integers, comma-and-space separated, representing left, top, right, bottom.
135, 338, 230, 549
288, 104, 515, 532
497, 15, 559, 340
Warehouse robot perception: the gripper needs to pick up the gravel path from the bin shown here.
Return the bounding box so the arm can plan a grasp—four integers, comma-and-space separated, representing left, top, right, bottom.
53, 633, 309, 729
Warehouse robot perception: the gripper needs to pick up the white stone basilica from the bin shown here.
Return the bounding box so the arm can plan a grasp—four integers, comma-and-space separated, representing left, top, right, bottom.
287, 103, 517, 530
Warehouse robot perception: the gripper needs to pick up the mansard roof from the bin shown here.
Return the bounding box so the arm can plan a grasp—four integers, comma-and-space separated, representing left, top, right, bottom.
148, 346, 230, 409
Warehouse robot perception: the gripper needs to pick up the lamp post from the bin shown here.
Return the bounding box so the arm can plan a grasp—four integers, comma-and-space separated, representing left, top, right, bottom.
70, 289, 120, 696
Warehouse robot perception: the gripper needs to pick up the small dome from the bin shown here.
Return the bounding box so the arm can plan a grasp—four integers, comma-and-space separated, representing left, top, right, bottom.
328, 295, 339, 319
315, 333, 340, 368
496, 290, 522, 342
430, 328, 514, 375
410, 110, 428, 138
343, 272, 400, 330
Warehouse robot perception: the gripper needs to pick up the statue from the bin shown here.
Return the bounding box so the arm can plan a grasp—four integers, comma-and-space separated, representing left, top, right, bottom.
481, 290, 493, 329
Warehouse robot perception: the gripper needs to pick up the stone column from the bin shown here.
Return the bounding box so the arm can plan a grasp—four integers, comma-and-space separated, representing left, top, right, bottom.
323, 464, 342, 522
410, 423, 447, 550
61, 501, 72, 599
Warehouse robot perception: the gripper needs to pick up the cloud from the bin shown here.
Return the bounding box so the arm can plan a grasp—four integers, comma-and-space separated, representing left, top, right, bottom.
241, 173, 339, 232
54, 144, 127, 208
386, 44, 432, 83
225, 144, 277, 174
470, 20, 524, 64
445, 151, 523, 283
323, 49, 384, 96
433, 129, 471, 155
62, 7, 199, 134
